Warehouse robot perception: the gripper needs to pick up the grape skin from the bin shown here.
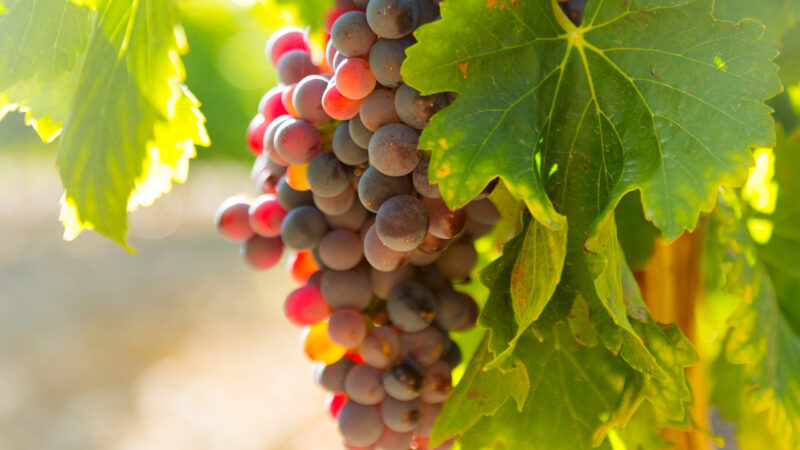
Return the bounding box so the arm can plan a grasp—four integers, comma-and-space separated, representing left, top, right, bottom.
215, 196, 254, 241
324, 199, 369, 231
380, 396, 422, 432
333, 122, 370, 165
368, 123, 421, 177
357, 166, 412, 213
328, 309, 368, 348
276, 49, 319, 85
241, 235, 283, 270
359, 89, 402, 131
359, 325, 401, 369
306, 151, 350, 198
280, 205, 328, 249
349, 114, 375, 148
394, 84, 448, 129
383, 359, 425, 401
292, 75, 331, 123
364, 224, 413, 272
321, 269, 374, 310
314, 356, 355, 392
412, 156, 442, 198
338, 401, 384, 447
366, 0, 420, 39
376, 195, 429, 251
344, 363, 386, 405
331, 11, 377, 57
276, 176, 314, 210
387, 282, 436, 332
273, 118, 322, 165
436, 239, 478, 281
368, 37, 414, 88
318, 229, 363, 271
313, 185, 356, 216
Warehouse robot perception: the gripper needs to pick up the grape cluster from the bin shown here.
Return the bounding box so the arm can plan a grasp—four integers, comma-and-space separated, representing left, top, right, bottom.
214, 1, 501, 448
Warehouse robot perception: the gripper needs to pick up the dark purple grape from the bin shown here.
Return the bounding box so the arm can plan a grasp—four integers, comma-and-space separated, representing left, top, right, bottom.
368, 124, 421, 177
359, 88, 401, 132
394, 84, 448, 129
417, 0, 440, 25
314, 185, 356, 215
466, 197, 501, 225
386, 282, 435, 332
370, 265, 415, 299
307, 151, 350, 197
383, 360, 424, 401
349, 114, 375, 148
376, 195, 429, 251
409, 249, 440, 266
331, 11, 377, 57
276, 176, 314, 210
366, 0, 420, 39
280, 205, 328, 249
241, 235, 283, 269
368, 37, 414, 88
434, 288, 471, 330
442, 342, 462, 369
314, 356, 356, 392
324, 200, 369, 231
413, 156, 441, 198
333, 122, 369, 165
400, 326, 444, 366
358, 166, 412, 213
435, 239, 477, 281
422, 197, 466, 239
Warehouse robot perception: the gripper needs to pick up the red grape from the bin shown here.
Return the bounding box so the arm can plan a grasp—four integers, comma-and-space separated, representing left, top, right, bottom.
266, 27, 311, 65
258, 86, 290, 123
241, 235, 283, 270
335, 57, 376, 100
323, 81, 363, 120
284, 285, 331, 326
249, 193, 287, 237
215, 196, 254, 241
246, 114, 268, 156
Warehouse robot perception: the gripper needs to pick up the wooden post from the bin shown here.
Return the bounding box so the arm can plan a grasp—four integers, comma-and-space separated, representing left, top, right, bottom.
634, 230, 710, 450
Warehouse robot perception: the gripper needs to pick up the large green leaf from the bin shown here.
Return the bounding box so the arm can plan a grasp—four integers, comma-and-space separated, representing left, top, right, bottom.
714, 0, 799, 46
404, 0, 780, 239
0, 0, 90, 141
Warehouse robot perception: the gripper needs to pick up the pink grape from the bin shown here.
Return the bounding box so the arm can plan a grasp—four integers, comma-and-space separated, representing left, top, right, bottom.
249, 194, 287, 237
215, 196, 254, 241
266, 26, 311, 65
242, 235, 283, 270
273, 117, 322, 165
323, 81, 363, 120
246, 114, 268, 156
258, 86, 290, 123
335, 57, 376, 100
284, 286, 331, 326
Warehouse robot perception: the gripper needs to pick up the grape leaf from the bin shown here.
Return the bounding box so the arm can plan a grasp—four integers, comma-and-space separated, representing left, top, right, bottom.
431, 334, 530, 447
714, 0, 799, 46
439, 323, 626, 449
0, 0, 90, 142
54, 0, 208, 247
615, 190, 660, 271
404, 0, 780, 240
478, 213, 567, 369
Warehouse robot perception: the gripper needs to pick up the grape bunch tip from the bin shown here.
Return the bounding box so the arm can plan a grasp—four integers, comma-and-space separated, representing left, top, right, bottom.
214, 1, 500, 448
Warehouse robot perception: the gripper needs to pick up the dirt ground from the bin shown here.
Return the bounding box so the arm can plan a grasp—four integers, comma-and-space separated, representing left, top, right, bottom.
0, 157, 340, 449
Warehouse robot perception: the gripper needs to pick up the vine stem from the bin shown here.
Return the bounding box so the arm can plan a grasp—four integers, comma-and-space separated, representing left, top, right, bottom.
634, 227, 711, 450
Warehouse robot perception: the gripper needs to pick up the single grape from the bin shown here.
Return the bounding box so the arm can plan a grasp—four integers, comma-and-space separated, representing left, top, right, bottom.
434, 288, 471, 330
331, 11, 377, 57
420, 360, 451, 403
368, 37, 414, 88
325, 199, 369, 231
321, 269, 373, 310
383, 360, 424, 401
274, 118, 322, 165
332, 122, 369, 166
249, 194, 287, 238
263, 115, 292, 162
366, 0, 420, 39
380, 397, 422, 432
266, 26, 311, 65
276, 49, 319, 85
376, 428, 413, 450
323, 82, 363, 120
368, 124, 421, 177
465, 197, 501, 226
394, 84, 448, 130
358, 166, 412, 213
276, 176, 314, 210
325, 38, 337, 70
435, 239, 477, 280
422, 197, 467, 239
369, 265, 415, 299
247, 114, 268, 156
242, 235, 283, 270
359, 89, 401, 131
387, 282, 436, 332
364, 224, 413, 272
329, 309, 368, 348
412, 156, 441, 199
349, 114, 375, 148
284, 285, 330, 326
281, 205, 328, 249
359, 325, 401, 369
287, 249, 320, 284
344, 363, 386, 405
338, 401, 384, 447
458, 293, 479, 331
376, 195, 429, 251
414, 402, 443, 438
326, 392, 347, 419
336, 57, 377, 100
314, 185, 356, 215
400, 326, 444, 366
307, 151, 350, 198
314, 356, 356, 392
408, 249, 440, 266
293, 75, 332, 123
258, 86, 291, 123
215, 196, 254, 241
319, 229, 363, 271
286, 163, 311, 191
442, 342, 462, 369
303, 320, 347, 363
465, 217, 494, 238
